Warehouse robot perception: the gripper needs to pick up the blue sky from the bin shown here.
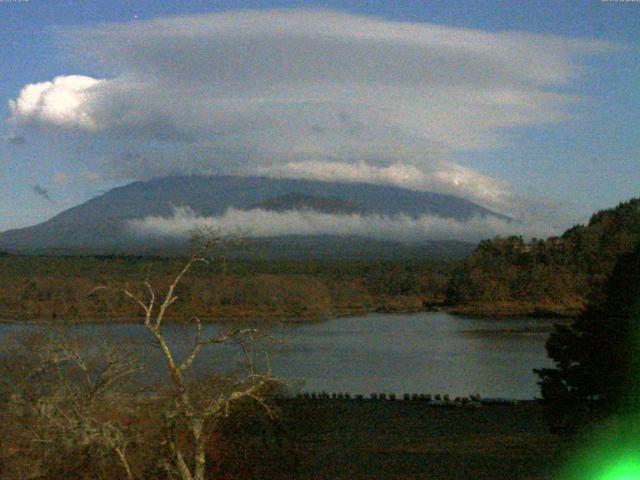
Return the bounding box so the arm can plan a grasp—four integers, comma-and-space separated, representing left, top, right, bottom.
1, 0, 638, 234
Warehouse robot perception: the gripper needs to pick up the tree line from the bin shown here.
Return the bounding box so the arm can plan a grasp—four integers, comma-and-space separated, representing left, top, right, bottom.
445, 198, 640, 316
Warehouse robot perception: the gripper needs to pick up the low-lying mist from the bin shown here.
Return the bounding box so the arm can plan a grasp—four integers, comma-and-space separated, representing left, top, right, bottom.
128, 206, 552, 243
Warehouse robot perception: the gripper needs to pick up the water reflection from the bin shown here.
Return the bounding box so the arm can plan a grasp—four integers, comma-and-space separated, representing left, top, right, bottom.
0, 312, 554, 399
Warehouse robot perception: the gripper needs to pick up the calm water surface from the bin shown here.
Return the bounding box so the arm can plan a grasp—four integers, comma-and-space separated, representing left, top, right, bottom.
0, 312, 554, 399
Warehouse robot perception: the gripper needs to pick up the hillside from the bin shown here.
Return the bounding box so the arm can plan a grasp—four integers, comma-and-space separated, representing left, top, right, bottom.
0, 175, 503, 256
249, 192, 363, 214
445, 198, 640, 317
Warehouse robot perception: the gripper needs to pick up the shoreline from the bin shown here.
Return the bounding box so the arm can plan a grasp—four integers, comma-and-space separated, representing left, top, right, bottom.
0, 302, 577, 325
441, 302, 581, 319
0, 307, 422, 325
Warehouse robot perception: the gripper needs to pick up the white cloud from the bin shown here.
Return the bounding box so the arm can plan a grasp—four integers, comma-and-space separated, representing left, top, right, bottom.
9, 75, 104, 130
7, 9, 612, 214
257, 160, 512, 210
128, 206, 554, 243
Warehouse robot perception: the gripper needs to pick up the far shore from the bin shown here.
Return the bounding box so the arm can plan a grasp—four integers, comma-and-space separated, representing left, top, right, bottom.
442, 302, 581, 319
0, 301, 578, 325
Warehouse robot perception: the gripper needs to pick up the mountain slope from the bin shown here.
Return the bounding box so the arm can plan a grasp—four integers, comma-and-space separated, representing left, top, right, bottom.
0, 175, 507, 255
249, 192, 363, 214
445, 198, 640, 316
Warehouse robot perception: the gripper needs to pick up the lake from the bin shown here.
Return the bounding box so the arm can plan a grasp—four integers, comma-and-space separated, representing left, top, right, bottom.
0, 312, 555, 399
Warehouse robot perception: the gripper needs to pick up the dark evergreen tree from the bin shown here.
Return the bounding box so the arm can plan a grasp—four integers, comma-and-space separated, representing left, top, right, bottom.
535, 242, 640, 434
445, 198, 640, 313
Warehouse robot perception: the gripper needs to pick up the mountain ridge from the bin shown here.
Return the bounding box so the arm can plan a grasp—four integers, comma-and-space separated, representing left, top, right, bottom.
0, 175, 509, 256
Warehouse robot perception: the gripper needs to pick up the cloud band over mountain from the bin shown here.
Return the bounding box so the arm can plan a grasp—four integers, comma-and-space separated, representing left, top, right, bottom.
128, 206, 553, 243
7, 9, 611, 216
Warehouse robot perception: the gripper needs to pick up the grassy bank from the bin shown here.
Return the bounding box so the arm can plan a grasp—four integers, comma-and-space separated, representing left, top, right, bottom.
0, 397, 570, 479
244, 399, 568, 479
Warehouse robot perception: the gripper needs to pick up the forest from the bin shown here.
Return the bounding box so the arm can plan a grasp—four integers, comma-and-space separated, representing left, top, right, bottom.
444, 198, 640, 317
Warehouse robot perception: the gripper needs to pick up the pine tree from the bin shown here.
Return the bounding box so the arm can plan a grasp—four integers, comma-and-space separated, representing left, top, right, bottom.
535, 242, 640, 433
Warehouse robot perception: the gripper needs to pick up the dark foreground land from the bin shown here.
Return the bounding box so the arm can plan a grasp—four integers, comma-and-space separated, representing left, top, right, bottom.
0, 397, 568, 480
238, 400, 566, 479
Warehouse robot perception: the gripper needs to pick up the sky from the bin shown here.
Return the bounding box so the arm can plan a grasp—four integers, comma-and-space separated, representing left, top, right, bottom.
1, 0, 638, 236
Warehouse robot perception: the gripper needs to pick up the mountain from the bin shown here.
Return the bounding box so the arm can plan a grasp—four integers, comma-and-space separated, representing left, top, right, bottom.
0, 175, 507, 257
249, 192, 363, 214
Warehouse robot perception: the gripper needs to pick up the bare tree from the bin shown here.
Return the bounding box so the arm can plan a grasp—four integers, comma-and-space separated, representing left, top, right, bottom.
0, 234, 280, 480
0, 332, 140, 480
118, 239, 281, 480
